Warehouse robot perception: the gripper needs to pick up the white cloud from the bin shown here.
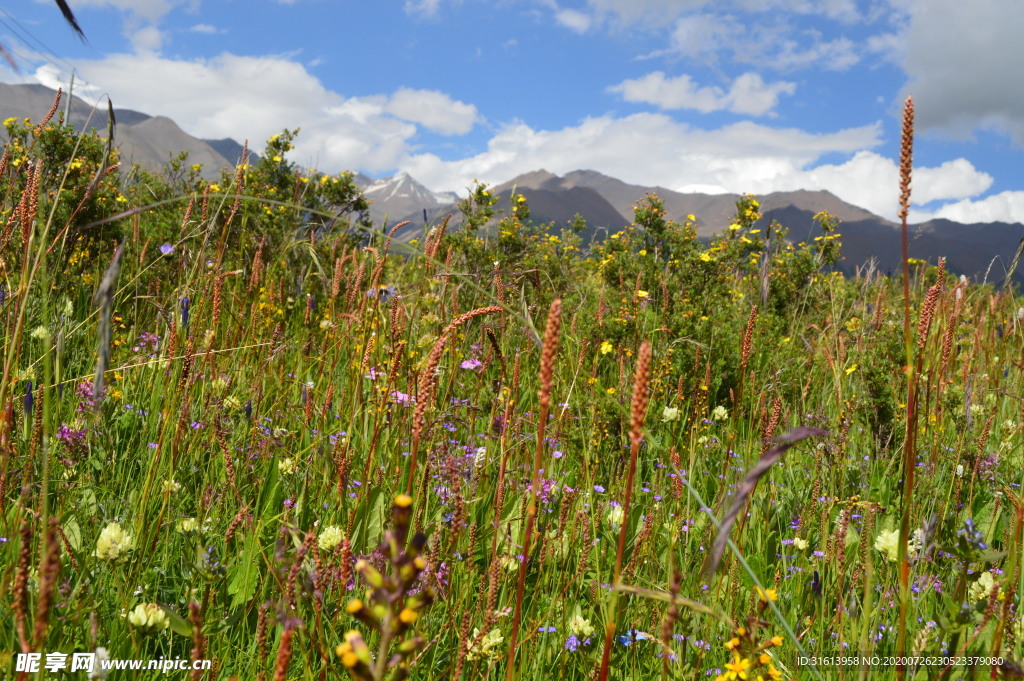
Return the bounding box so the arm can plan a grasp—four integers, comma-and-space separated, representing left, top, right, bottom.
609, 71, 795, 116
665, 15, 860, 71
400, 113, 883, 200
901, 0, 1024, 145
188, 24, 221, 34
385, 87, 480, 135
916, 191, 1024, 224
29, 53, 475, 173
130, 26, 163, 53
555, 9, 592, 33
404, 0, 445, 16
70, 0, 178, 24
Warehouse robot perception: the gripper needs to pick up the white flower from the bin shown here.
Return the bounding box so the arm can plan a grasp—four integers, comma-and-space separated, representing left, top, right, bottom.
569, 615, 595, 638
95, 522, 132, 561
162, 479, 181, 493
279, 458, 297, 474
606, 505, 625, 528
793, 537, 808, 550
127, 603, 169, 634
176, 518, 199, 533
318, 525, 345, 551
874, 528, 900, 562
90, 648, 110, 680
661, 406, 680, 422
711, 405, 729, 421
473, 446, 488, 468
956, 464, 965, 478
969, 571, 1000, 603
466, 628, 504, 661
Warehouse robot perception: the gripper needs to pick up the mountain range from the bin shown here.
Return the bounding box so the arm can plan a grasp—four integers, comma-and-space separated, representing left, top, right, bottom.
3, 82, 1023, 284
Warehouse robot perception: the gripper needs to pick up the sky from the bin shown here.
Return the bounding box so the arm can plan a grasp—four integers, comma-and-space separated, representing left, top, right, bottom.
1, 0, 1023, 224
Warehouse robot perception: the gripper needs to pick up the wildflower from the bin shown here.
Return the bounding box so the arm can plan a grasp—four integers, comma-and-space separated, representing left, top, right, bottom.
722, 656, 752, 680
30, 326, 51, 342
318, 525, 345, 551
95, 522, 132, 561
607, 505, 625, 528
279, 458, 297, 475
159, 243, 174, 256
127, 603, 169, 634
223, 395, 242, 410
568, 615, 595, 638
162, 479, 181, 493
466, 628, 504, 660
969, 571, 1002, 603
662, 406, 680, 422
565, 635, 583, 651
594, 485, 606, 493
755, 586, 778, 603
956, 464, 964, 478
600, 341, 613, 355
711, 405, 729, 421
618, 629, 649, 646
538, 626, 556, 633
793, 537, 808, 550
176, 518, 199, 533
460, 358, 483, 370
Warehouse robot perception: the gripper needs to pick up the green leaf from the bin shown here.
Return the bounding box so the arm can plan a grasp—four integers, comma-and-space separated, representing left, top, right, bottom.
159, 604, 193, 638
63, 516, 82, 551
228, 532, 260, 609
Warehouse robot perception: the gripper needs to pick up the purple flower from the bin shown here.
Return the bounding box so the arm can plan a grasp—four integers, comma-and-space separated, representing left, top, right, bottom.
619, 629, 649, 646
159, 243, 174, 255
460, 358, 482, 370
594, 485, 605, 493
538, 626, 556, 633
565, 635, 581, 651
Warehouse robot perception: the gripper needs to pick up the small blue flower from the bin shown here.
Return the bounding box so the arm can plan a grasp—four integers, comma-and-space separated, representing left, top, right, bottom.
618, 629, 649, 646
564, 635, 581, 651
538, 626, 556, 633
159, 243, 175, 255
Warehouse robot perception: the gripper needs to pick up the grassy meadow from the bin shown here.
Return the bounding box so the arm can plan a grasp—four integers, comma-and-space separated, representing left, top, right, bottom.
3, 93, 1024, 681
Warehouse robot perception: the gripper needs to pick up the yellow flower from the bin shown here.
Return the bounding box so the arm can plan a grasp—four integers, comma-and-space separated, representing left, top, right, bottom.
845, 363, 858, 375
755, 586, 778, 602
636, 290, 649, 298
600, 341, 613, 355
723, 656, 751, 680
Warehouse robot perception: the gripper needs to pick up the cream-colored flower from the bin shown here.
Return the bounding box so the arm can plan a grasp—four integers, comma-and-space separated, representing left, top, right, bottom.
793, 537, 808, 550
176, 518, 199, 533
711, 405, 729, 421
569, 615, 595, 638
162, 479, 181, 493
467, 628, 504, 661
606, 505, 625, 528
95, 522, 132, 561
318, 525, 345, 551
127, 603, 169, 634
279, 457, 297, 474
969, 571, 1003, 603
874, 528, 900, 563
661, 406, 680, 422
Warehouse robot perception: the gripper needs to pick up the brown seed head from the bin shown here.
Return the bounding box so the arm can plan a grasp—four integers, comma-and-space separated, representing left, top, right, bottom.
898, 96, 914, 221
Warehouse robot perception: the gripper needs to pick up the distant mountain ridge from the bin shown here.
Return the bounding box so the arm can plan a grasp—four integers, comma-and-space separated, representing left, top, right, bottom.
0, 82, 248, 178
360, 167, 1024, 285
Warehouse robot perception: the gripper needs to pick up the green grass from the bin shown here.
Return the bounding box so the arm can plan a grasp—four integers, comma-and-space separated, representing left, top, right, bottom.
2, 102, 1024, 681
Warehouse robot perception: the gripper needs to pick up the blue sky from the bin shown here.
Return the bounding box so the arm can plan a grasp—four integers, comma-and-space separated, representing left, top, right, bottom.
2, 0, 1023, 224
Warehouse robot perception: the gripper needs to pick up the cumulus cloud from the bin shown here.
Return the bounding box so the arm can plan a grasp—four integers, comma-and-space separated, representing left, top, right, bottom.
400, 113, 883, 201
555, 9, 592, 33
385, 88, 480, 135
609, 71, 795, 116
901, 0, 1024, 144
32, 53, 473, 173
914, 191, 1024, 225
